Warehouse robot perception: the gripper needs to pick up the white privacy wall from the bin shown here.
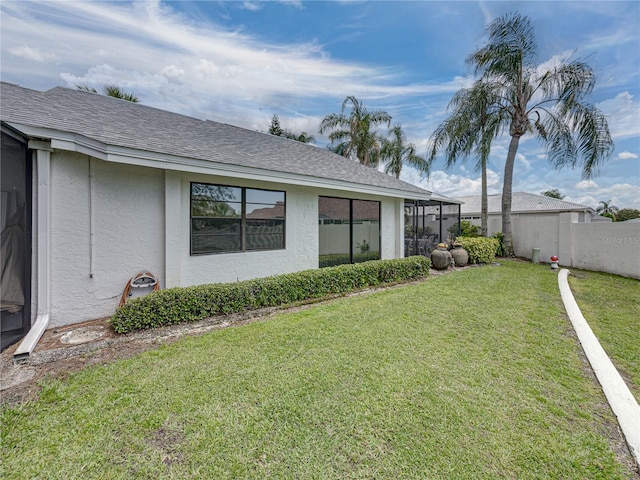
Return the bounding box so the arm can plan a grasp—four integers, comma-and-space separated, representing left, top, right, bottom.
510, 213, 561, 262
568, 220, 640, 279
469, 211, 639, 279
49, 152, 165, 327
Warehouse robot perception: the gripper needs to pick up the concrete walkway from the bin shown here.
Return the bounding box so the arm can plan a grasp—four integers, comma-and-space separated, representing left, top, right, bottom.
558, 269, 640, 469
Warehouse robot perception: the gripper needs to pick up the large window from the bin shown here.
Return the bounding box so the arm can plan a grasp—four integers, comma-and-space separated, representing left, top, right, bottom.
318, 197, 380, 267
191, 183, 285, 255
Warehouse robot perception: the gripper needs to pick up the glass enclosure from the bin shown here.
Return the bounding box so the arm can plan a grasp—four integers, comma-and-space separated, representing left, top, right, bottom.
404, 199, 461, 257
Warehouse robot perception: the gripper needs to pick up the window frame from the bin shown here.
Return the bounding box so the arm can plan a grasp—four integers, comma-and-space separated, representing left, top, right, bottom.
318, 196, 381, 266
190, 182, 286, 255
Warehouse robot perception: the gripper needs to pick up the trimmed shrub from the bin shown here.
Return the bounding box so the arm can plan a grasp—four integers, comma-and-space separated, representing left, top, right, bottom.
110, 256, 430, 333
319, 252, 380, 268
457, 236, 499, 264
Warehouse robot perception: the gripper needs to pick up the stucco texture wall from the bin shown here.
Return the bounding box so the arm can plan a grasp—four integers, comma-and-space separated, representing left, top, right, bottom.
174, 178, 402, 286
470, 211, 639, 279
45, 155, 407, 327
570, 222, 640, 279
511, 213, 561, 262
173, 177, 321, 287
50, 153, 164, 327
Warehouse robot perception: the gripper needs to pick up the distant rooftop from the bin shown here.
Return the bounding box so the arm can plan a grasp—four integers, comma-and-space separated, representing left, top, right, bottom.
456, 192, 594, 214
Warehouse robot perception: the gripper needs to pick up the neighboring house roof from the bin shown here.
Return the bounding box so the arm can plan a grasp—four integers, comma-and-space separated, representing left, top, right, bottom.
0, 82, 430, 200
457, 192, 595, 215
428, 191, 463, 205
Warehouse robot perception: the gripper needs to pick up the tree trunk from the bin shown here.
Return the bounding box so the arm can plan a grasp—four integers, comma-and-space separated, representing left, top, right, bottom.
502, 135, 521, 256
481, 160, 488, 237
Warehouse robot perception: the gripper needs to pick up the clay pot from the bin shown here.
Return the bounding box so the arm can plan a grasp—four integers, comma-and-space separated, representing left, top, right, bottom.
450, 245, 469, 267
431, 244, 452, 270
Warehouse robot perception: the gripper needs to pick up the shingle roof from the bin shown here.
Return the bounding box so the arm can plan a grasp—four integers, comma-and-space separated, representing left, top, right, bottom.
0, 82, 430, 198
457, 192, 594, 214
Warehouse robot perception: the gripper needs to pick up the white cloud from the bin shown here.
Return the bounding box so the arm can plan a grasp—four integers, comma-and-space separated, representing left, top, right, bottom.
597, 91, 640, 140
568, 183, 640, 210
516, 153, 531, 172
618, 151, 638, 160
241, 2, 262, 11
9, 45, 59, 62
1, 1, 475, 131
160, 65, 185, 84
564, 177, 640, 209
575, 180, 599, 190
401, 167, 501, 198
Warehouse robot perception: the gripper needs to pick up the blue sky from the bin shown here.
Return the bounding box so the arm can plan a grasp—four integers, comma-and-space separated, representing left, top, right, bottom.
2, 0, 639, 209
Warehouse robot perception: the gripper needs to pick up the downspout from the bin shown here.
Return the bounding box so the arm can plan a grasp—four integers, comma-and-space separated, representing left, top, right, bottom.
13, 143, 51, 362
89, 157, 95, 278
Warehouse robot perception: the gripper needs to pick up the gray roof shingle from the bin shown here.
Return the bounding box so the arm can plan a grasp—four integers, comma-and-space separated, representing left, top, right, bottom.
457, 192, 594, 214
0, 82, 430, 198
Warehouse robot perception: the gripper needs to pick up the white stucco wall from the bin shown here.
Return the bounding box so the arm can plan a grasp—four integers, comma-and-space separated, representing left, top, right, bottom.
49, 152, 165, 327
173, 175, 321, 286
511, 213, 562, 261
43, 153, 407, 326
569, 221, 640, 279
468, 211, 639, 278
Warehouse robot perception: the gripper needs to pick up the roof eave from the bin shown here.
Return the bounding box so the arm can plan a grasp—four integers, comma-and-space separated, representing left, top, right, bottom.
5, 121, 431, 201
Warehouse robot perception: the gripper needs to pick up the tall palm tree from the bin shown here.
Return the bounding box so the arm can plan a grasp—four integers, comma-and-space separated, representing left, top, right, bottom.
596, 199, 619, 220
319, 96, 391, 167
428, 81, 504, 236
467, 13, 613, 254
380, 125, 430, 178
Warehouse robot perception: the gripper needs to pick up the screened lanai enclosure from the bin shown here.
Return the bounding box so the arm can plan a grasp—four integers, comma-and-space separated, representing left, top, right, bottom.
1, 131, 32, 351
404, 195, 462, 257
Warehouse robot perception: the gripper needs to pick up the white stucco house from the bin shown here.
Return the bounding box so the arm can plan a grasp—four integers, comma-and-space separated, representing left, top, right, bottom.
1, 82, 435, 358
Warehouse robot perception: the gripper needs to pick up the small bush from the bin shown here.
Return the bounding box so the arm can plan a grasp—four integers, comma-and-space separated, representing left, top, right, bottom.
448, 220, 479, 240
110, 257, 430, 333
492, 232, 507, 257
457, 236, 499, 264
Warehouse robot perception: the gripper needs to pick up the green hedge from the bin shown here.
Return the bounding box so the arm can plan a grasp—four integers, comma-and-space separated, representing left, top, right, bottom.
110, 256, 430, 333
457, 236, 500, 264
319, 252, 381, 267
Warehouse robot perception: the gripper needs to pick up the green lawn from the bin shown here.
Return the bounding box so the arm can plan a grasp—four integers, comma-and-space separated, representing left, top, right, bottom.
1, 260, 636, 479
568, 268, 640, 402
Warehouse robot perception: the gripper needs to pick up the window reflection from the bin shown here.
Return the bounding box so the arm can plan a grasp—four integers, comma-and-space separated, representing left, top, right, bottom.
191, 183, 285, 254
318, 197, 380, 267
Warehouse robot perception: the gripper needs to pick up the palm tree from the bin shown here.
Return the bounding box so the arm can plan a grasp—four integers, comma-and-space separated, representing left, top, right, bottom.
428, 81, 504, 236
467, 13, 613, 254
596, 199, 619, 220
380, 125, 430, 178
286, 131, 315, 144
541, 189, 565, 199
77, 84, 139, 103
319, 96, 391, 167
